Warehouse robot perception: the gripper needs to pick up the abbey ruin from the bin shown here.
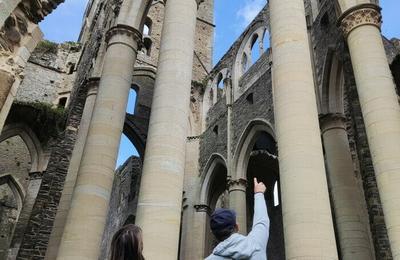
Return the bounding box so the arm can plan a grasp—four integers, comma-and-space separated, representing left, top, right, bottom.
0, 0, 400, 259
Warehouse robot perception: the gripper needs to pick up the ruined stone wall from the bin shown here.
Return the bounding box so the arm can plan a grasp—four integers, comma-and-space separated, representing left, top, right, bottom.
0, 135, 31, 259
99, 156, 142, 260
192, 0, 214, 82
310, 1, 394, 258
135, 1, 164, 68
15, 0, 122, 257
16, 42, 81, 106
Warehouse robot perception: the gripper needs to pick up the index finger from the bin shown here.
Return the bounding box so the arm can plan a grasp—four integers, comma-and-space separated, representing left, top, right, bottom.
254, 178, 258, 186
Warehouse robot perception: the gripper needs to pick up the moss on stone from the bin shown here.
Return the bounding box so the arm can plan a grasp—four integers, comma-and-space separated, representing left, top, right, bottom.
35, 40, 58, 54
8, 101, 67, 144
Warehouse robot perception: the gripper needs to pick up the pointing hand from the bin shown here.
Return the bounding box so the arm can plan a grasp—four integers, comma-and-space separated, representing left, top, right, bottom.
254, 178, 266, 194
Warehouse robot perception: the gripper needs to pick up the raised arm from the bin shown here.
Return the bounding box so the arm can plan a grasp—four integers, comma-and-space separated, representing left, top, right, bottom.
247, 178, 270, 249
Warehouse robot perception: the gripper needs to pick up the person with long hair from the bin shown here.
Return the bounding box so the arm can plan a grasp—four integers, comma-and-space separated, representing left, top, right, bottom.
110, 224, 145, 260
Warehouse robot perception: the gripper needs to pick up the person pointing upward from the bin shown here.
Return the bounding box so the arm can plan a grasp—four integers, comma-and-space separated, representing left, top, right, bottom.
206, 178, 270, 260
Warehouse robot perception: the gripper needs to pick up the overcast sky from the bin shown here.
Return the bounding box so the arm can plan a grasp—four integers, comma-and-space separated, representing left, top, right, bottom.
39, 0, 400, 167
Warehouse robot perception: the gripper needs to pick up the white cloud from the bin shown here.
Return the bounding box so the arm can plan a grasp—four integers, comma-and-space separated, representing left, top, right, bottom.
236, 0, 265, 29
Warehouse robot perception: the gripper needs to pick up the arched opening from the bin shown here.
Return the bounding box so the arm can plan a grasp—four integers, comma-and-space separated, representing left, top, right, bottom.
58, 97, 68, 108
0, 176, 23, 260
321, 52, 344, 114
262, 30, 270, 51
200, 156, 228, 256
143, 37, 152, 56
143, 17, 153, 36
234, 121, 284, 260
250, 34, 260, 66
0, 131, 38, 257
217, 73, 224, 89
126, 87, 138, 115
0, 134, 32, 186
245, 132, 284, 260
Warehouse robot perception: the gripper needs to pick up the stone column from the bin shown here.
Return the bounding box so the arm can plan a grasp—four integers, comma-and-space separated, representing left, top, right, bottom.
269, 0, 338, 258
56, 25, 141, 260
193, 204, 209, 258
134, 0, 200, 259
45, 78, 99, 260
321, 114, 373, 260
228, 178, 247, 234
338, 4, 400, 258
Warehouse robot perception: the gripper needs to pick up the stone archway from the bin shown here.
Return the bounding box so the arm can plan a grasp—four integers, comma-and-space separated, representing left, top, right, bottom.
232, 120, 284, 260
0, 174, 24, 259
199, 154, 228, 256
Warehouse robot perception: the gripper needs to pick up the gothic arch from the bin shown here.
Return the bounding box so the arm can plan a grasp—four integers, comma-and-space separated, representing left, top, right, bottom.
123, 115, 146, 159
0, 174, 25, 211
0, 123, 44, 173
232, 21, 270, 100
199, 153, 227, 206
321, 50, 345, 114
202, 68, 229, 129
233, 119, 276, 180
0, 174, 25, 259
117, 0, 154, 31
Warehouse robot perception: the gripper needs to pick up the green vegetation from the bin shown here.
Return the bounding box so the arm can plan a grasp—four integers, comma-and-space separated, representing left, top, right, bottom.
11, 101, 67, 143
35, 40, 58, 54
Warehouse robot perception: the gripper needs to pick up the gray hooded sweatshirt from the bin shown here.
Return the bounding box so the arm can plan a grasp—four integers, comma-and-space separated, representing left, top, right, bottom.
205, 193, 270, 260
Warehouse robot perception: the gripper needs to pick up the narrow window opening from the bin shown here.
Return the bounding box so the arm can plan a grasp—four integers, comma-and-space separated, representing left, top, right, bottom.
246, 93, 254, 104
250, 34, 260, 65
320, 12, 329, 28
58, 97, 67, 108
262, 30, 270, 51
143, 17, 152, 36
126, 87, 138, 114
213, 125, 219, 136
68, 63, 75, 74
143, 38, 152, 57
217, 73, 224, 89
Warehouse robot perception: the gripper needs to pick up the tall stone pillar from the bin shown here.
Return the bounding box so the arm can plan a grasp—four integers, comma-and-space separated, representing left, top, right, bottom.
269, 0, 338, 258
321, 114, 373, 260
45, 78, 99, 260
338, 4, 400, 258
225, 77, 248, 233
134, 0, 200, 259
228, 178, 247, 234
56, 25, 141, 260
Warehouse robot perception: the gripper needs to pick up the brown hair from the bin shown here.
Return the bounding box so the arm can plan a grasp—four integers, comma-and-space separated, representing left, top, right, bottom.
110, 224, 145, 260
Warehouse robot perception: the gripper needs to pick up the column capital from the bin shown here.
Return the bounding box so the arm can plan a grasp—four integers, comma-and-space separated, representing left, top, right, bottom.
85, 77, 100, 96
319, 113, 347, 133
105, 24, 143, 50
194, 204, 211, 213
228, 178, 247, 192
338, 3, 382, 39
29, 171, 43, 180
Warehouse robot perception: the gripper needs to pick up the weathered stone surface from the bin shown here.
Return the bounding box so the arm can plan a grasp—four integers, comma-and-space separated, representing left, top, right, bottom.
99, 156, 142, 260
1, 0, 399, 259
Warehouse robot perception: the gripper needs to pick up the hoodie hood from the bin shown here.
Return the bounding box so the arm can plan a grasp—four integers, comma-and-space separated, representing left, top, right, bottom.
212, 233, 261, 259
